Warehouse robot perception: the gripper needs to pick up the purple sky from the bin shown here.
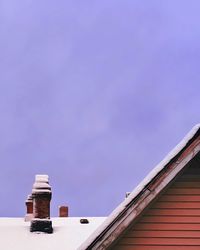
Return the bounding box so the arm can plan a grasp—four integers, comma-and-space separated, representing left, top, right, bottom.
1, 1, 200, 217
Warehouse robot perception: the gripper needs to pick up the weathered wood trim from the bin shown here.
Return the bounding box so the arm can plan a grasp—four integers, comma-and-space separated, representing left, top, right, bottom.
91, 137, 200, 250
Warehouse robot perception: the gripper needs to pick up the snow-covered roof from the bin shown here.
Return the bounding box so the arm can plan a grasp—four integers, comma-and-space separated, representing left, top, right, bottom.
79, 124, 200, 250
0, 217, 106, 250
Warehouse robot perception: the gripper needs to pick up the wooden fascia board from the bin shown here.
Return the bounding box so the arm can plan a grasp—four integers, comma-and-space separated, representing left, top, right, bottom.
91, 136, 200, 250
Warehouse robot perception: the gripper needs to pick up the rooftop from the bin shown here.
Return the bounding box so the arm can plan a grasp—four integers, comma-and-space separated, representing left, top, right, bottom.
0, 217, 106, 250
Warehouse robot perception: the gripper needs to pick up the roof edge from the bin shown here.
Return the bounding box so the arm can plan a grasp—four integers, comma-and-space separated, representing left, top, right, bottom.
79, 124, 200, 250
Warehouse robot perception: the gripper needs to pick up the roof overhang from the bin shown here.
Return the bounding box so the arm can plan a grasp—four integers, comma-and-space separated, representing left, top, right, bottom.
79, 124, 200, 250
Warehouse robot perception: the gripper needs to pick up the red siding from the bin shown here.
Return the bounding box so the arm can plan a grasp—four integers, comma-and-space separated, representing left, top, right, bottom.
112, 164, 200, 250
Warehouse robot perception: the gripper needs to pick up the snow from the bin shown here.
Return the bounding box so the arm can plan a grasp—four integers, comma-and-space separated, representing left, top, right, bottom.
79, 124, 200, 250
25, 195, 32, 202
32, 174, 51, 194
0, 217, 106, 250
2, 125, 199, 250
32, 189, 52, 193
35, 175, 49, 182
33, 183, 51, 189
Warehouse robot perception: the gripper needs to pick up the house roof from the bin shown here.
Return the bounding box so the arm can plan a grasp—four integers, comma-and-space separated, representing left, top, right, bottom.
79, 124, 200, 250
0, 217, 106, 250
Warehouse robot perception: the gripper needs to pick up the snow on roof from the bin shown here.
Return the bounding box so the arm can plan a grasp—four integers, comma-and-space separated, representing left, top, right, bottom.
79, 124, 200, 249
0, 217, 106, 250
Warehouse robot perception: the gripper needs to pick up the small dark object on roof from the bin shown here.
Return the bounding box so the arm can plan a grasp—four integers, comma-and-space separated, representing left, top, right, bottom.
80, 218, 89, 224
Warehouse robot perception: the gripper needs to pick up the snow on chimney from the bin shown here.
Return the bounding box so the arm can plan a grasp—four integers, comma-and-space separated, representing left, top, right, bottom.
25, 194, 33, 221
59, 206, 69, 217
30, 175, 53, 233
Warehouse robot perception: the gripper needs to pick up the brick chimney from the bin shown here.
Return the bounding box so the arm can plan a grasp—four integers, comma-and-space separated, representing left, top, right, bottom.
30, 175, 53, 233
59, 206, 69, 217
25, 194, 33, 221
